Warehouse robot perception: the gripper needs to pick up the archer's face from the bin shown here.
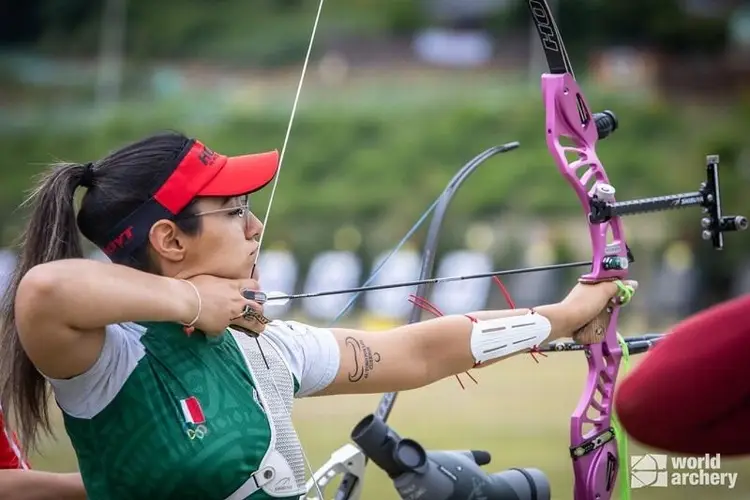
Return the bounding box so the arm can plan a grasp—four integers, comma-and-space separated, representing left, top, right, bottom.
165, 196, 263, 282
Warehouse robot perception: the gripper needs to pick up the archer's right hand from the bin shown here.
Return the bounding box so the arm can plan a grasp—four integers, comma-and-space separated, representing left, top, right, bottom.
179, 275, 265, 335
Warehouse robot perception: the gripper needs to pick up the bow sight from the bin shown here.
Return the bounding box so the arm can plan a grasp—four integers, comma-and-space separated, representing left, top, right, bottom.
583, 108, 747, 270
587, 149, 748, 249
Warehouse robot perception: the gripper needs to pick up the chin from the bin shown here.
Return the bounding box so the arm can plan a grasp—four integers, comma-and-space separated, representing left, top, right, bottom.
215, 264, 253, 281
228, 268, 253, 280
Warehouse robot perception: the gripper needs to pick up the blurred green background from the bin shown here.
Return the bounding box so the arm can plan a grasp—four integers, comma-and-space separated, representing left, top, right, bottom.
2, 0, 750, 498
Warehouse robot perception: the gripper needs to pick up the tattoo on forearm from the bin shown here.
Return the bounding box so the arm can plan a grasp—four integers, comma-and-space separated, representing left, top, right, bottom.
345, 336, 381, 383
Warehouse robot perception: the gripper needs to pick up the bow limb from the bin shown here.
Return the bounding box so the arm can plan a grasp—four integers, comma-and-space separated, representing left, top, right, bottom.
304, 143, 520, 500
526, 2, 630, 499
372, 143, 520, 424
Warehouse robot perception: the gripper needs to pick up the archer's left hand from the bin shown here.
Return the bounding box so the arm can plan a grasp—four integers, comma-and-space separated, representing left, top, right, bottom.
560, 280, 638, 335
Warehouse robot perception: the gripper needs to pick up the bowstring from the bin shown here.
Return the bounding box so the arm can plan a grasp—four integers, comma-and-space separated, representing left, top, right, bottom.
247, 0, 436, 494
247, 2, 457, 498
254, 0, 326, 267
249, 0, 328, 498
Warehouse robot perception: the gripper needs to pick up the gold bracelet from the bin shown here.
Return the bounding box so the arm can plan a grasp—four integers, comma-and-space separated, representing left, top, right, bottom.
179, 279, 202, 335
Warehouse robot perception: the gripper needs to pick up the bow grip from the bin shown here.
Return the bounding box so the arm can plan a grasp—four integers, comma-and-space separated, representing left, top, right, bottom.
572, 304, 614, 345
571, 277, 621, 345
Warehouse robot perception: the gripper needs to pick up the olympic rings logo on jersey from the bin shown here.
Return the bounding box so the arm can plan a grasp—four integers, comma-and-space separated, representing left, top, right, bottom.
186, 424, 208, 440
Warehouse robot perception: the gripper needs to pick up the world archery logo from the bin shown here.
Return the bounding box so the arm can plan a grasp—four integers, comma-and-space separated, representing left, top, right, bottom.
630, 454, 668, 488
180, 396, 209, 441
631, 453, 739, 490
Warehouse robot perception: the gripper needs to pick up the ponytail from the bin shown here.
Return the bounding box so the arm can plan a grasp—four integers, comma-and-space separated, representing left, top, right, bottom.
0, 131, 198, 452
0, 162, 89, 453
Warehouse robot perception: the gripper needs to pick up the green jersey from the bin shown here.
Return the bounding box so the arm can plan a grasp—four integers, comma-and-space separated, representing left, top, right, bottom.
48, 320, 340, 500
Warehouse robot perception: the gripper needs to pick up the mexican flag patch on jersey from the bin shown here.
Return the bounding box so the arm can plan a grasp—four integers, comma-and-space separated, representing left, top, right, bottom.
180, 396, 208, 440
180, 396, 206, 425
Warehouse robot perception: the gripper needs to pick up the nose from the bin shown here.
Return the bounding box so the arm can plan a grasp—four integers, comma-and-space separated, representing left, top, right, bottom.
245, 211, 263, 242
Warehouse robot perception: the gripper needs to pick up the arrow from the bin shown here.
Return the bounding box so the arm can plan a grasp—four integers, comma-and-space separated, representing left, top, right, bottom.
249, 260, 593, 304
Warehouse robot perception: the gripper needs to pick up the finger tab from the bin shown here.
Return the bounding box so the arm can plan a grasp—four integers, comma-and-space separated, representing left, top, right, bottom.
242, 289, 267, 303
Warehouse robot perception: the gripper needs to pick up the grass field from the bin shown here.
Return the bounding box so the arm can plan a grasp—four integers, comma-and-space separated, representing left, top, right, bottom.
29, 350, 750, 500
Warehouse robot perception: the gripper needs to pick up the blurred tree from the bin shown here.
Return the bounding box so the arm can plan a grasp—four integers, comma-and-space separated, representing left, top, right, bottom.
37, 0, 100, 35
0, 2, 43, 45
0, 0, 732, 58
490, 0, 728, 59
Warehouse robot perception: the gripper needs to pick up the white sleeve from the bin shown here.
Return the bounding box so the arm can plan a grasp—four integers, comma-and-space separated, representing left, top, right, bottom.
45, 322, 147, 419
262, 320, 340, 398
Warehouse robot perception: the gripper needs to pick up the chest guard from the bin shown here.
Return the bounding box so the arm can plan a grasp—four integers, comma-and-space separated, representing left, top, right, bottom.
227, 330, 308, 499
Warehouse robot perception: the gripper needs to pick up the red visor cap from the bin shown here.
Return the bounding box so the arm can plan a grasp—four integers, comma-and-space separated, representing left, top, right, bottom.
154, 140, 280, 215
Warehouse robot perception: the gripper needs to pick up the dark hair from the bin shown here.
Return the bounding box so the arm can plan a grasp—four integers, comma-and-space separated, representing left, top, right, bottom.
0, 131, 203, 452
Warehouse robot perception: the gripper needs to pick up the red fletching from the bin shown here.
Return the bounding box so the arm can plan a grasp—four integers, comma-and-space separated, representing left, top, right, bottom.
407, 275, 544, 389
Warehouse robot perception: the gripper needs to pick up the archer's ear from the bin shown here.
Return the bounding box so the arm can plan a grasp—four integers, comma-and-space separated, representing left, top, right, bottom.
148, 219, 187, 263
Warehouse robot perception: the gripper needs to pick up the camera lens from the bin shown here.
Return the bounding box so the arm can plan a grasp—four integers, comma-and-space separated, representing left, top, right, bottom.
393, 439, 426, 470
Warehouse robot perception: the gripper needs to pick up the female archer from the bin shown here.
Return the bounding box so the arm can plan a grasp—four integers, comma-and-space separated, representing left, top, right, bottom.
0, 131, 634, 500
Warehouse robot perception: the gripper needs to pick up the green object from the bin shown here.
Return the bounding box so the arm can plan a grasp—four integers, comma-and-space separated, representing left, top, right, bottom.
614, 280, 635, 305
613, 333, 632, 500
62, 322, 300, 500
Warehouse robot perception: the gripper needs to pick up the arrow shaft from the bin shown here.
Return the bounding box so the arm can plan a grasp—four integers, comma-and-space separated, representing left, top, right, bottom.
267, 260, 592, 303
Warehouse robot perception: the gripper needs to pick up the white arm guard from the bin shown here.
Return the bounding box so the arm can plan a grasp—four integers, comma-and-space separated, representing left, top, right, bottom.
470, 312, 552, 364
